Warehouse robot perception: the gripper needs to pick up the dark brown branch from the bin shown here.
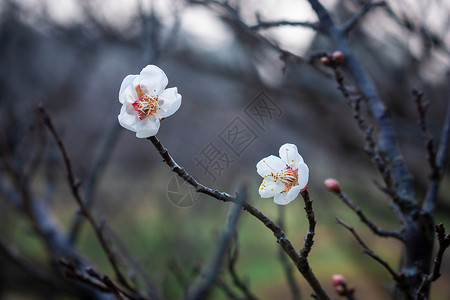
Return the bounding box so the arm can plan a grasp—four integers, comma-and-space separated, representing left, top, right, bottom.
336, 191, 403, 240
250, 20, 318, 31
342, 1, 386, 34
60, 259, 128, 299
415, 223, 450, 300
39, 105, 146, 299
336, 218, 404, 285
299, 190, 316, 259
333, 68, 398, 208
148, 135, 330, 300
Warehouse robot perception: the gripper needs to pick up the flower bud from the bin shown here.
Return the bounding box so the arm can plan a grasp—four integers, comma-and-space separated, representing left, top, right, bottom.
332, 274, 346, 287
324, 178, 341, 194
320, 56, 331, 66
331, 51, 345, 65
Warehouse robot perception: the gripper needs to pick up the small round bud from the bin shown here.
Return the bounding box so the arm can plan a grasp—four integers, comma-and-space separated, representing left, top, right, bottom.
320, 56, 331, 66
331, 51, 345, 65
324, 178, 341, 194
332, 274, 346, 287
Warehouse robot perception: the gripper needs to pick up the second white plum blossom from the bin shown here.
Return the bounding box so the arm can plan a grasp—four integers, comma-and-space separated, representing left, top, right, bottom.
118, 65, 182, 138
256, 143, 309, 205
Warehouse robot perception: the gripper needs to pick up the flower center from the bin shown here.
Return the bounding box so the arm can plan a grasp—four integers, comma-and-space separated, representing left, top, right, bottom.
132, 85, 159, 120
277, 167, 299, 192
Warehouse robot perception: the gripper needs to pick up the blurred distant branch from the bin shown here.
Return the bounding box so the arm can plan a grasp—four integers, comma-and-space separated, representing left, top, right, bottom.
278, 207, 302, 300
186, 187, 245, 300
148, 135, 330, 299
226, 234, 259, 300
69, 122, 121, 244
250, 19, 318, 31
423, 99, 450, 213
39, 105, 151, 300
383, 2, 450, 57
342, 1, 386, 34
0, 234, 58, 289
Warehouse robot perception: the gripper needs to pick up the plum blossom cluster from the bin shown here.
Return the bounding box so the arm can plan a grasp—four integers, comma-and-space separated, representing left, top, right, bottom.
256, 143, 309, 205
118, 65, 182, 138
117, 66, 310, 206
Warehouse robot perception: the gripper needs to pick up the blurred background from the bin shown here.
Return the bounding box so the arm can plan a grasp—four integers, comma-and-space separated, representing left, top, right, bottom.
1, 0, 450, 299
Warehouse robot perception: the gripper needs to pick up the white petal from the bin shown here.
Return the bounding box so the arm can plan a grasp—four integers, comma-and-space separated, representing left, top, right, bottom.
134, 65, 168, 95
274, 185, 301, 205
296, 162, 309, 190
118, 104, 139, 132
258, 179, 284, 198
119, 75, 137, 103
119, 83, 138, 105
256, 155, 287, 178
279, 143, 304, 168
135, 116, 160, 138
158, 87, 182, 118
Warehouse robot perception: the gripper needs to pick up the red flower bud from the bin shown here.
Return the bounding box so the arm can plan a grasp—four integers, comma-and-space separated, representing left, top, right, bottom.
324, 178, 341, 194
331, 51, 345, 65
332, 274, 346, 287
320, 56, 331, 66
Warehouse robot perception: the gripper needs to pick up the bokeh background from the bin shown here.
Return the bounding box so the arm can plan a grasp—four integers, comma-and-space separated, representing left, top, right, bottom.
1, 0, 450, 299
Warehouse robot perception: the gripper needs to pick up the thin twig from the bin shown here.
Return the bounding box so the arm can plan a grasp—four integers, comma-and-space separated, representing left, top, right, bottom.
250, 20, 318, 31
333, 69, 397, 206
336, 191, 403, 240
336, 218, 404, 284
342, 1, 386, 34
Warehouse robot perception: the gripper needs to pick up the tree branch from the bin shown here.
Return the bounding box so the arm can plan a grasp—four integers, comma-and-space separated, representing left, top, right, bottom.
423, 99, 450, 213
39, 105, 147, 299
308, 0, 416, 207
250, 20, 318, 31
342, 1, 386, 34
335, 190, 403, 240
415, 223, 450, 300
186, 187, 245, 300
336, 218, 405, 286
148, 135, 330, 300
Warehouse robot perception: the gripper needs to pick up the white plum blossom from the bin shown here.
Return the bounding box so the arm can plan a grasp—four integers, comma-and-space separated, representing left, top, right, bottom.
118, 65, 182, 138
256, 143, 309, 205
